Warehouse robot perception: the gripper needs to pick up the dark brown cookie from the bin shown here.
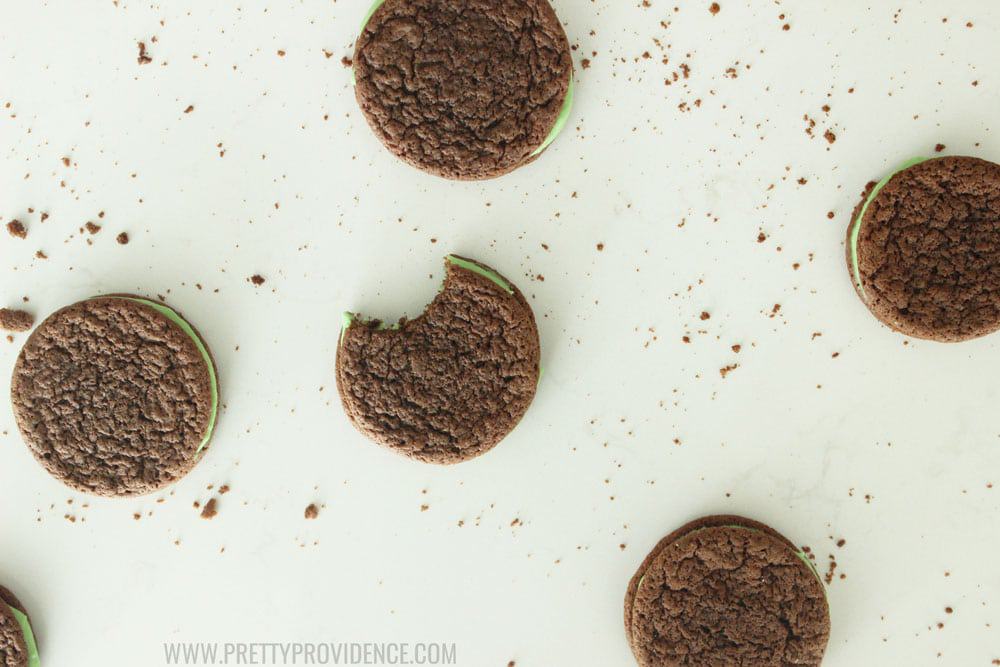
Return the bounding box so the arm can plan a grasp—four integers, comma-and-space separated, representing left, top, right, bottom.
0, 585, 34, 667
846, 155, 1000, 342
626, 516, 829, 667
353, 0, 573, 180
11, 296, 220, 497
337, 255, 540, 464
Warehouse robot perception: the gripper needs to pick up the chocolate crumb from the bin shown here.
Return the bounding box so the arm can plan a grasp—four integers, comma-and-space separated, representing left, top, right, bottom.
719, 363, 738, 378
200, 498, 218, 519
85, 221, 102, 234
184, 105, 195, 114
0, 308, 34, 332
823, 130, 837, 144
341, 56, 353, 67
116, 232, 130, 245
935, 143, 946, 153
304, 503, 319, 520
250, 274, 265, 286
137, 41, 153, 65
7, 220, 26, 239
709, 2, 720, 14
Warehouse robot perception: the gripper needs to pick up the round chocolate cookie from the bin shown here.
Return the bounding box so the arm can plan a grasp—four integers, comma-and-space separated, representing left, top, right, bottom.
847, 155, 1000, 342
337, 255, 540, 464
0, 585, 39, 667
11, 296, 220, 497
353, 0, 574, 180
625, 515, 830, 667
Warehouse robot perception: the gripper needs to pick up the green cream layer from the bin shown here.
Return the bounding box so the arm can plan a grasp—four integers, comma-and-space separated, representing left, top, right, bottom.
354, 0, 574, 157
445, 255, 513, 294
339, 312, 399, 346
531, 73, 575, 158
848, 157, 930, 298
7, 605, 40, 667
96, 297, 219, 453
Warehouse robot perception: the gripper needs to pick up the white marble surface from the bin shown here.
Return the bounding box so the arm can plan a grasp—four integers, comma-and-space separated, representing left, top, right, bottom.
1, 1, 999, 665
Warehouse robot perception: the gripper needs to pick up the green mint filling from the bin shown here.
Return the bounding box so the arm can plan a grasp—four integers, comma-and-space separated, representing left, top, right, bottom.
849, 157, 930, 298
340, 312, 400, 347
360, 0, 386, 30
531, 72, 575, 157
446, 255, 513, 294
8, 605, 40, 667
353, 1, 574, 159
117, 298, 219, 454
340, 312, 355, 346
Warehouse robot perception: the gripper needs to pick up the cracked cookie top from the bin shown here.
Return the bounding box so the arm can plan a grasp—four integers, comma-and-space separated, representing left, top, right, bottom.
336, 256, 540, 464
848, 156, 1000, 342
11, 297, 217, 497
353, 0, 573, 180
627, 516, 829, 667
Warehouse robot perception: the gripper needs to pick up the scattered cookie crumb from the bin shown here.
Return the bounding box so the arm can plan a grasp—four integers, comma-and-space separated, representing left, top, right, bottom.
137, 41, 153, 65
709, 2, 721, 14
7, 220, 26, 239
250, 274, 265, 286
85, 222, 102, 234
200, 498, 218, 520
304, 503, 319, 520
116, 232, 130, 245
0, 308, 34, 332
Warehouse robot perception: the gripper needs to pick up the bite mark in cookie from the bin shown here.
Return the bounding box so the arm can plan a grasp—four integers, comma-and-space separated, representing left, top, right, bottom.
337, 255, 540, 464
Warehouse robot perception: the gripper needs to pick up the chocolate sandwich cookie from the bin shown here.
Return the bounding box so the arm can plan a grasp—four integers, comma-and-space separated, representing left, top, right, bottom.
337, 255, 540, 464
0, 585, 40, 667
353, 0, 574, 180
847, 155, 1000, 342
625, 515, 829, 667
11, 296, 220, 497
